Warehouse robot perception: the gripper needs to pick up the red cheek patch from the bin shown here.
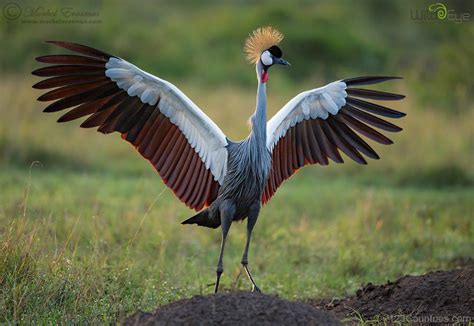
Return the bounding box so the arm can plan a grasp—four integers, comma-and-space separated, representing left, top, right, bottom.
261, 70, 269, 83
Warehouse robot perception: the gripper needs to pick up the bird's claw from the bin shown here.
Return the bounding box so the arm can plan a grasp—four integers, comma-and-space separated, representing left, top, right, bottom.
252, 285, 262, 293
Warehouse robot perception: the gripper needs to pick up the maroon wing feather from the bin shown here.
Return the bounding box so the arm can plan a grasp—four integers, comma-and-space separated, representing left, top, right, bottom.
262, 77, 405, 204
33, 41, 220, 211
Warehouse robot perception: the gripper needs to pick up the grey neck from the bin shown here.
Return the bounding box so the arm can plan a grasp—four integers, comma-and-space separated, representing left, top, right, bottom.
250, 61, 267, 146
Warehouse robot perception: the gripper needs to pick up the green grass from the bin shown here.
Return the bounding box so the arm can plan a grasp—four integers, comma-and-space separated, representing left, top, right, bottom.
1, 167, 472, 323
0, 76, 473, 323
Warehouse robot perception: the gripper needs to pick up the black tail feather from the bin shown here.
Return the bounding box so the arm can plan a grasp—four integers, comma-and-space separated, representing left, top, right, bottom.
181, 209, 220, 229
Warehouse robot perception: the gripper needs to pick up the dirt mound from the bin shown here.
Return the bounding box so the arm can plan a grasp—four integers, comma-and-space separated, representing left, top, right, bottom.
311, 266, 474, 324
124, 291, 342, 325
123, 267, 473, 325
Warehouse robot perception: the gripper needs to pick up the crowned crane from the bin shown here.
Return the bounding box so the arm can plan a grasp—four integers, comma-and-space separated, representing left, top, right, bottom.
32, 26, 405, 293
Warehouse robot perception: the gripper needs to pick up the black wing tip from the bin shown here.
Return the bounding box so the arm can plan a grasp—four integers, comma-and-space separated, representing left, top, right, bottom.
44, 40, 84, 47
44, 40, 71, 48
43, 106, 56, 113
358, 76, 403, 81
343, 76, 404, 82
37, 94, 49, 102
44, 40, 70, 46
34, 54, 71, 63
374, 76, 403, 81
369, 152, 381, 160
394, 111, 407, 118
343, 76, 404, 86
32, 81, 42, 89
395, 94, 406, 100
79, 121, 94, 129
35, 55, 47, 63
31, 68, 41, 76
42, 40, 115, 59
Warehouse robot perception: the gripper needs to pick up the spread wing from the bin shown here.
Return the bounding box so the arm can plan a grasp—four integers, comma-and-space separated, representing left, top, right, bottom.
33, 41, 228, 211
263, 76, 405, 204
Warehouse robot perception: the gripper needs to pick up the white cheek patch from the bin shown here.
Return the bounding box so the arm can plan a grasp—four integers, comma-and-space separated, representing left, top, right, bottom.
261, 51, 272, 66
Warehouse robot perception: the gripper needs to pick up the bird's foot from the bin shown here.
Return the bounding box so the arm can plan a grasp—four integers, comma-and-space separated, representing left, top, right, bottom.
252, 284, 262, 293
242, 263, 262, 293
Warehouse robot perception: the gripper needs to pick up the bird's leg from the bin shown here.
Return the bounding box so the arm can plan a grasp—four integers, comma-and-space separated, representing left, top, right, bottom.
215, 201, 235, 293
241, 202, 261, 293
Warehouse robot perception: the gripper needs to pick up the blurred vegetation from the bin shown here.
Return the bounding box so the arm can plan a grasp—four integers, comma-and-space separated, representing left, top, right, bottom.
1, 166, 472, 323
1, 0, 473, 110
0, 0, 473, 323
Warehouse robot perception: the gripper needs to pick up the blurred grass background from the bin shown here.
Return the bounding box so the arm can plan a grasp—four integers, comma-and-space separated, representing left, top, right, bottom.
0, 0, 473, 323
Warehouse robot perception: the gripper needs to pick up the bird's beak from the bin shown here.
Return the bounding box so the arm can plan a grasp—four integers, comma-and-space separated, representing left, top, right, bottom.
274, 57, 290, 66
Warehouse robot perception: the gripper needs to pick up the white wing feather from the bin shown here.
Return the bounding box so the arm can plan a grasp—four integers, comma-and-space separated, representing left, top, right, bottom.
105, 57, 228, 183
266, 81, 347, 151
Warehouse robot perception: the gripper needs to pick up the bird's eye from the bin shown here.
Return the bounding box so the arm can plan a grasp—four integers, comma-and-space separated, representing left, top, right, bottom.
260, 51, 272, 66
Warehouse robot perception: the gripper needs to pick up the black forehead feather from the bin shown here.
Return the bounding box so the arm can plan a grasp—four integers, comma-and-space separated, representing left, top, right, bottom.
267, 45, 282, 58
